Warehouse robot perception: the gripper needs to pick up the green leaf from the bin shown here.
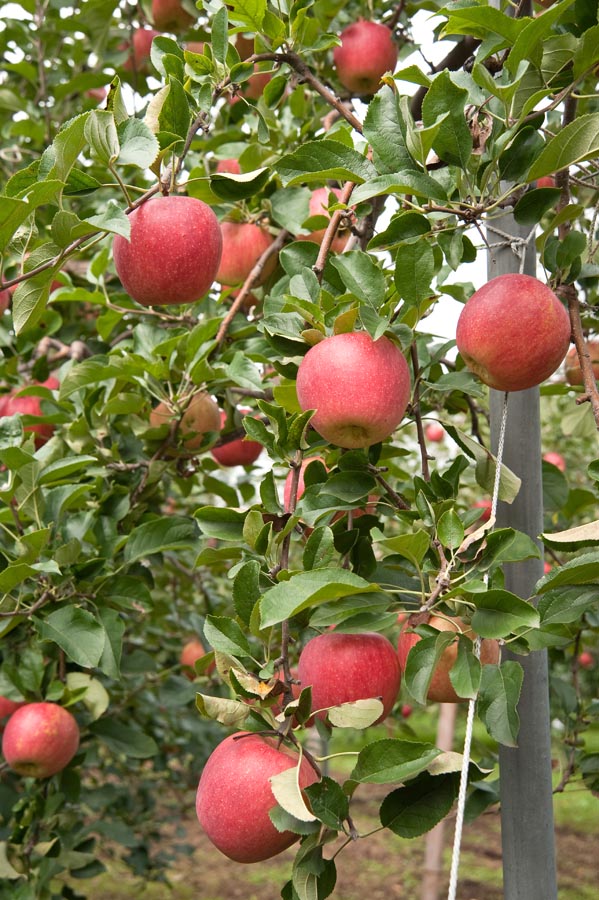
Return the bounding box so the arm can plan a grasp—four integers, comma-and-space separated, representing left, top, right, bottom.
514, 187, 561, 225
124, 515, 199, 562
449, 637, 482, 700
349, 738, 440, 785
506, 0, 577, 77
528, 113, 599, 182
573, 24, 599, 78
327, 698, 384, 729
444, 425, 521, 503
203, 615, 253, 658
421, 71, 472, 167
394, 241, 435, 304
304, 777, 349, 830
97, 607, 124, 678
363, 87, 417, 173
84, 110, 119, 165
380, 771, 459, 838
66, 673, 109, 721
376, 530, 430, 569
233, 559, 262, 625
210, 168, 270, 201
351, 172, 448, 205
85, 199, 131, 239
542, 519, 599, 551
195, 506, 247, 541
196, 693, 249, 727
330, 251, 386, 312
277, 140, 377, 186
227, 0, 266, 30
478, 662, 524, 747
536, 551, 599, 592
437, 509, 465, 551
117, 117, 159, 168
89, 718, 158, 758
470, 590, 539, 638
144, 77, 192, 145
260, 569, 377, 628
404, 633, 455, 704
439, 6, 524, 43
41, 112, 89, 184
303, 526, 335, 571
211, 4, 229, 63
270, 766, 316, 822
538, 586, 599, 627
33, 607, 105, 668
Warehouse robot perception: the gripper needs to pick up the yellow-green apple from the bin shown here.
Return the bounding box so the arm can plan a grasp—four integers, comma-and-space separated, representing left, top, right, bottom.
2, 702, 80, 777
425, 421, 444, 443
180, 638, 215, 677
333, 20, 398, 95
216, 222, 277, 286
113, 196, 222, 306
297, 631, 401, 724
565, 341, 599, 385
215, 158, 241, 174
122, 28, 161, 73
297, 187, 351, 253
2, 375, 60, 447
210, 410, 262, 466
397, 614, 500, 703
149, 392, 221, 450
543, 451, 566, 472
578, 651, 595, 670
456, 274, 571, 392
296, 331, 411, 448
195, 732, 318, 862
151, 0, 195, 31
0, 696, 25, 732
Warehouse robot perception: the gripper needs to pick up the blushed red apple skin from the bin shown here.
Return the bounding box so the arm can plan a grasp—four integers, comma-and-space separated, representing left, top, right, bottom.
474, 498, 492, 522
2, 702, 80, 778
195, 732, 318, 863
397, 615, 500, 704
151, 0, 195, 32
122, 28, 161, 72
333, 20, 398, 95
543, 451, 566, 472
456, 274, 571, 392
216, 222, 277, 286
215, 159, 241, 175
149, 393, 221, 450
0, 696, 25, 732
180, 638, 215, 677
296, 332, 411, 449
297, 631, 401, 725
564, 341, 599, 385
2, 375, 60, 447
578, 651, 595, 670
425, 422, 444, 443
211, 410, 262, 466
113, 196, 222, 306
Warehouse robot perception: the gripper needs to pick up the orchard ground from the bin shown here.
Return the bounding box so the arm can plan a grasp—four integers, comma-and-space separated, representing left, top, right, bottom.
77, 773, 598, 900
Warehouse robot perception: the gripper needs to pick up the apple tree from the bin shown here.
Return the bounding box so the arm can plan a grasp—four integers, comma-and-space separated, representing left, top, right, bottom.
0, 0, 598, 898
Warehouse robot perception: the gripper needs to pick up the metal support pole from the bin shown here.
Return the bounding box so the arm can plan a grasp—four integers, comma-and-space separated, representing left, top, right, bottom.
489, 214, 558, 899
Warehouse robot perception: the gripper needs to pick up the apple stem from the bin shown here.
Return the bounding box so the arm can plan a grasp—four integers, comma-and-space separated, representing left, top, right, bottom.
312, 180, 357, 283
367, 465, 410, 510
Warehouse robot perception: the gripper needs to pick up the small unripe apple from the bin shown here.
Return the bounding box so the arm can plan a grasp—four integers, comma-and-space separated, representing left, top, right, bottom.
564, 341, 599, 385
456, 274, 571, 392
296, 331, 411, 448
297, 631, 401, 724
151, 0, 195, 32
195, 732, 318, 862
425, 421, 444, 443
401, 704, 413, 719
211, 410, 262, 467
397, 615, 500, 703
180, 638, 214, 677
149, 392, 221, 450
578, 650, 595, 670
333, 19, 398, 95
113, 196, 222, 306
2, 375, 60, 447
543, 451, 566, 472
297, 187, 351, 253
122, 28, 161, 73
215, 158, 241, 175
216, 222, 277, 287
2, 702, 80, 778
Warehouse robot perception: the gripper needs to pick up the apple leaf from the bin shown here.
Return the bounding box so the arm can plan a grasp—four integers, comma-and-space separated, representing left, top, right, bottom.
375, 530, 430, 569
421, 71, 472, 167
270, 766, 316, 822
195, 693, 249, 728
330, 251, 387, 317
259, 569, 378, 628
449, 637, 482, 700
204, 615, 253, 658
363, 86, 418, 174
304, 777, 349, 831
210, 168, 270, 201
380, 771, 459, 838
437, 509, 465, 551
33, 607, 106, 668
348, 738, 441, 786
535, 551, 599, 593
350, 171, 448, 205
394, 240, 436, 305
326, 698, 384, 729
117, 118, 159, 169
541, 519, 599, 551
124, 515, 199, 563
269, 806, 320, 836
276, 140, 377, 187
478, 662, 524, 747
12, 268, 56, 336
227, 0, 267, 30
302, 525, 336, 571
444, 424, 521, 503
233, 559, 262, 625
528, 113, 599, 182
86, 199, 131, 239
84, 109, 119, 166
470, 589, 539, 639
194, 505, 248, 541
537, 586, 599, 627
404, 632, 456, 704
89, 718, 158, 758
66, 673, 109, 721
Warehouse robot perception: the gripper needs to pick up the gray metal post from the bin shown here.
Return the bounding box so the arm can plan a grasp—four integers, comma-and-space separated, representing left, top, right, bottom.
488, 214, 558, 899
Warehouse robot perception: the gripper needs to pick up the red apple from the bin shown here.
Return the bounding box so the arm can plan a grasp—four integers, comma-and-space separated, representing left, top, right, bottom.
397, 614, 500, 703
456, 274, 571, 392
283, 456, 327, 511
180, 638, 214, 677
297, 631, 401, 725
235, 34, 255, 60
151, 0, 195, 32
297, 187, 351, 253
578, 651, 595, 670
333, 19, 398, 95
0, 289, 10, 313
113, 196, 222, 306
3, 375, 60, 447
2, 702, 80, 778
0, 696, 25, 732
537, 175, 556, 188
401, 704, 413, 719
543, 451, 566, 472
215, 158, 241, 175
122, 28, 161, 73
425, 421, 444, 443
86, 86, 108, 103
195, 732, 318, 862
474, 498, 492, 522
564, 341, 599, 385
149, 392, 221, 450
543, 561, 552, 574
216, 221, 277, 286
211, 410, 262, 466
296, 331, 411, 449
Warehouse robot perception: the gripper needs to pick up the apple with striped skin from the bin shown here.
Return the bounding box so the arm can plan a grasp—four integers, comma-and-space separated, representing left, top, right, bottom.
333, 20, 398, 95
113, 196, 222, 306
456, 274, 571, 392
2, 703, 80, 778
195, 732, 318, 862
296, 331, 411, 449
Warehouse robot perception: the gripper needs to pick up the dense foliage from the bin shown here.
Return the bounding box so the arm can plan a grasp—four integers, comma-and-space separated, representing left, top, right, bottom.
0, 0, 598, 898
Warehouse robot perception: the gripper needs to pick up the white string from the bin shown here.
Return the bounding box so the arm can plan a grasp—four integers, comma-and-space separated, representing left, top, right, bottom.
447, 391, 509, 900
